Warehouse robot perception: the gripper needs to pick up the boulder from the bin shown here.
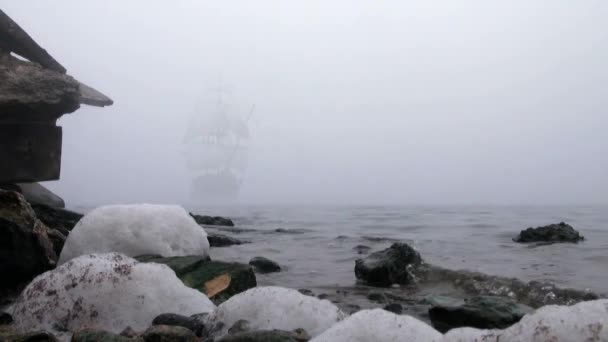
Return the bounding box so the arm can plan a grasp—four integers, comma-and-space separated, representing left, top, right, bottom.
15, 183, 65, 208
428, 296, 530, 332
208, 233, 246, 247
0, 190, 56, 290
353, 245, 371, 255
190, 213, 234, 227
152, 313, 204, 336
31, 203, 83, 236
59, 204, 210, 264
11, 253, 215, 336
143, 325, 197, 342
207, 287, 344, 339
217, 330, 303, 342
249, 257, 281, 274
383, 303, 403, 315
72, 329, 133, 342
514, 222, 584, 243
227, 320, 251, 334
136, 255, 256, 303
0, 331, 58, 342
44, 227, 67, 258
30, 203, 82, 256
0, 312, 12, 325
354, 242, 422, 286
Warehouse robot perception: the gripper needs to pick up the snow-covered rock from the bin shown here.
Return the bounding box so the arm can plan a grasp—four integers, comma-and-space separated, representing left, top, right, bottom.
311, 309, 442, 342
445, 299, 608, 342
310, 300, 608, 342
207, 286, 345, 338
11, 253, 215, 338
58, 204, 209, 264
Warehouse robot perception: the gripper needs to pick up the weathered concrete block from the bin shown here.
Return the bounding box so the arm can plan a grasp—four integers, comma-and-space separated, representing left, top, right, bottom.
0, 124, 62, 183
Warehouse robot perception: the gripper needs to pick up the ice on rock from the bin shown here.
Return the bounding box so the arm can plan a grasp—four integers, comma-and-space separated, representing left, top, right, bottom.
208, 286, 346, 338
311, 309, 442, 342
59, 204, 209, 264
11, 253, 215, 337
444, 299, 608, 342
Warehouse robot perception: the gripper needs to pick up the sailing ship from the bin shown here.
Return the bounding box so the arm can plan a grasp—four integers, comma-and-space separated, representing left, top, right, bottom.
183, 84, 254, 203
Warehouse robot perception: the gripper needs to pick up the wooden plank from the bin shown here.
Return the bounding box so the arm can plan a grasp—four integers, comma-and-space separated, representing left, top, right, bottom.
0, 9, 66, 73
79, 81, 114, 107
0, 124, 62, 183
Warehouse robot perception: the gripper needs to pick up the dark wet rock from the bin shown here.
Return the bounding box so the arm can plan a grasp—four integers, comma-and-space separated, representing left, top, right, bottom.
248, 257, 281, 273
193, 313, 224, 340
209, 226, 257, 234
72, 329, 133, 342
420, 295, 465, 308
292, 328, 310, 342
426, 266, 600, 308
227, 320, 251, 335
428, 295, 530, 332
272, 228, 310, 234
0, 190, 57, 291
30, 203, 82, 236
190, 213, 234, 227
136, 255, 256, 303
119, 327, 139, 338
342, 303, 362, 315
1, 331, 58, 342
361, 236, 400, 243
383, 303, 403, 314
208, 233, 246, 247
366, 293, 386, 303
15, 183, 64, 208
143, 325, 197, 342
353, 245, 371, 255
354, 242, 422, 286
217, 330, 303, 342
298, 289, 314, 296
152, 313, 204, 337
514, 222, 584, 243
45, 227, 66, 257
317, 293, 329, 300
136, 254, 211, 268
0, 312, 12, 325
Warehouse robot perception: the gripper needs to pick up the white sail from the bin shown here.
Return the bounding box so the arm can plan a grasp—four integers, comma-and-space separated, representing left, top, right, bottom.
183, 85, 253, 202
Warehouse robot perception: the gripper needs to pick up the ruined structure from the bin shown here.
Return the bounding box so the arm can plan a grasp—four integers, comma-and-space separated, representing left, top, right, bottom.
0, 10, 112, 205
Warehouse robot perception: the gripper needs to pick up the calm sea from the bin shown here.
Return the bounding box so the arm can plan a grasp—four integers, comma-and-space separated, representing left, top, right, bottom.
184, 205, 608, 294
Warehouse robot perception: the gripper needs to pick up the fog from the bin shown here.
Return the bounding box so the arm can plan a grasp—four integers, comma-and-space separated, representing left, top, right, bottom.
4, 1, 607, 206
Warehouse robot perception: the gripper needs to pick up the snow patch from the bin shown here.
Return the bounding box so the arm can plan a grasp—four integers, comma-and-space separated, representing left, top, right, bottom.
208, 286, 345, 338
59, 204, 209, 264
11, 253, 215, 337
311, 309, 442, 342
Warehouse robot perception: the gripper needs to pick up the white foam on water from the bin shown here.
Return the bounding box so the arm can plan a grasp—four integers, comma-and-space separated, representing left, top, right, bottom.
59, 204, 209, 264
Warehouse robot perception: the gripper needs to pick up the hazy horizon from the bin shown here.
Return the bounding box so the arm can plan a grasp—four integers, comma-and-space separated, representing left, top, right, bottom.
4, 1, 607, 206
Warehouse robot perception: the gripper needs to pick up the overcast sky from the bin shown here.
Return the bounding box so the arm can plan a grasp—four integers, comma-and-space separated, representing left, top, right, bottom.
3, 1, 607, 206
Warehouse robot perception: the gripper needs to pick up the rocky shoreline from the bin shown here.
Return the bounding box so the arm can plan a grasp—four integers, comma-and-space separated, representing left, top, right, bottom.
0, 189, 605, 341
